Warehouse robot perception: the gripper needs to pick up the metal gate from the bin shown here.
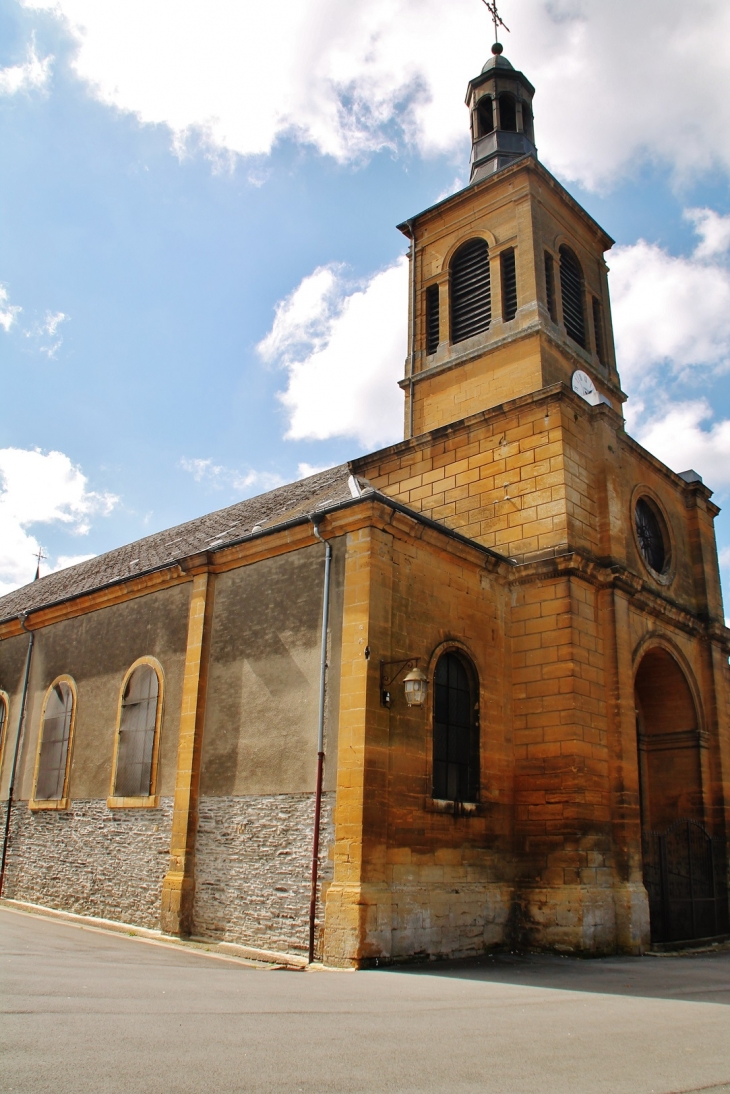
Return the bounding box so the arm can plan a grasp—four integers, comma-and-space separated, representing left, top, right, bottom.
643, 819, 729, 944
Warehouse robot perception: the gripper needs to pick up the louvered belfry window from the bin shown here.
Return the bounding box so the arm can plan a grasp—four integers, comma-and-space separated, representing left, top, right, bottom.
450, 238, 491, 344
559, 245, 586, 347
433, 652, 479, 803
114, 664, 160, 797
35, 681, 74, 801
501, 248, 517, 322
425, 284, 440, 355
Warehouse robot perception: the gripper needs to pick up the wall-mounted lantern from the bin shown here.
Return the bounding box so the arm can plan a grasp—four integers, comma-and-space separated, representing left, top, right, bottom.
403, 666, 428, 707
380, 659, 427, 708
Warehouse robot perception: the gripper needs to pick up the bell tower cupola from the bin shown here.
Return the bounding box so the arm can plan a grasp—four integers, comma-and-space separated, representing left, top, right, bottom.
467, 43, 537, 183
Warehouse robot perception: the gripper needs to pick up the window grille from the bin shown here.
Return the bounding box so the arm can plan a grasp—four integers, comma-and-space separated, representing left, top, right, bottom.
592, 297, 605, 364
559, 245, 586, 347
500, 249, 517, 322
635, 498, 668, 574
478, 96, 494, 136
499, 94, 517, 131
433, 652, 479, 803
35, 682, 74, 801
425, 284, 440, 355
450, 239, 491, 344
544, 252, 557, 322
114, 664, 160, 798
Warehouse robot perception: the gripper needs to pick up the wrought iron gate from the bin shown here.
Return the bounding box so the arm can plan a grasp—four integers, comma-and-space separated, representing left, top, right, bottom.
643, 819, 729, 944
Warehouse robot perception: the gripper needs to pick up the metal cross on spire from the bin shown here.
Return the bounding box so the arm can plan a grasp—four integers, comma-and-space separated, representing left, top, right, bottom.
480, 0, 510, 45
33, 546, 47, 582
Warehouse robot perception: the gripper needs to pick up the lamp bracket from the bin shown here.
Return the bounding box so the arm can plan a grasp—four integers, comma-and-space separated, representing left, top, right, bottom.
380, 658, 419, 707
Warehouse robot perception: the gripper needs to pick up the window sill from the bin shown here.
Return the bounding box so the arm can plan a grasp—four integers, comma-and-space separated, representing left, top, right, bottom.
107, 795, 159, 809
426, 798, 483, 816
29, 798, 70, 811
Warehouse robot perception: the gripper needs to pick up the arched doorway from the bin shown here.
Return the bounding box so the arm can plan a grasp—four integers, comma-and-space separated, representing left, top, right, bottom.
635, 646, 728, 943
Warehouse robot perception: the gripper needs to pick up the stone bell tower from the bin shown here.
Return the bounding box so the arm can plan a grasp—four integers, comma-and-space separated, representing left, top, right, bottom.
398, 43, 623, 441
353, 38, 730, 959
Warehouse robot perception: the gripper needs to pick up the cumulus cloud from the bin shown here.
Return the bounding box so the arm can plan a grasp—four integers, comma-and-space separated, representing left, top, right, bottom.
632, 401, 730, 487
179, 457, 284, 495
20, 0, 730, 188
0, 285, 22, 332
0, 448, 117, 595
0, 37, 51, 96
610, 213, 730, 390
258, 258, 407, 450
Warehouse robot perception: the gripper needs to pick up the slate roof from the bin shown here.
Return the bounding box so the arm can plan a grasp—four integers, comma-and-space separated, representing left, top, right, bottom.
0, 464, 361, 624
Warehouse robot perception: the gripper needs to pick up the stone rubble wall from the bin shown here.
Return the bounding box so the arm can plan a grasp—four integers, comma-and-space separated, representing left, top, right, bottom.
1, 798, 174, 929
192, 793, 335, 955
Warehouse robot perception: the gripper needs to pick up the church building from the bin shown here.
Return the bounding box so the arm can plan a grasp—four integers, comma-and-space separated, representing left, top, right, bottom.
1, 43, 729, 965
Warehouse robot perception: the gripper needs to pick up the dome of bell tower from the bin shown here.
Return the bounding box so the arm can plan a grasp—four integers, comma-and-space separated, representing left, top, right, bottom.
466, 43, 536, 182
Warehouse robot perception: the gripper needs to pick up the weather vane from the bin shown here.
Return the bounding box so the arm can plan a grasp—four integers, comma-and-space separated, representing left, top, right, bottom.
33, 546, 47, 581
480, 0, 510, 47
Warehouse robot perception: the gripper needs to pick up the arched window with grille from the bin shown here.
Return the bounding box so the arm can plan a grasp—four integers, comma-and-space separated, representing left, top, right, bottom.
559, 245, 586, 348
32, 678, 76, 806
111, 660, 163, 802
432, 651, 480, 803
450, 238, 491, 344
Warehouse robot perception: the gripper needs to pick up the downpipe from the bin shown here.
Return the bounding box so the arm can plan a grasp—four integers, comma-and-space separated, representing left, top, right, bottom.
0, 613, 35, 896
308, 518, 332, 963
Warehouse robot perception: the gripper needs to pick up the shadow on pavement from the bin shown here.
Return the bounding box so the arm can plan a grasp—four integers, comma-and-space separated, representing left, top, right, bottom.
378, 947, 730, 1005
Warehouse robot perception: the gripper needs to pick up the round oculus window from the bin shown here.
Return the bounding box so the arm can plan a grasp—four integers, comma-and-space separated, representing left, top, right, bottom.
634, 497, 668, 574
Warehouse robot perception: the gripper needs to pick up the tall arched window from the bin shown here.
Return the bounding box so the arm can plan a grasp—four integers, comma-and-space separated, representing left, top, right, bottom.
33, 678, 75, 804
112, 661, 162, 800
559, 245, 586, 347
433, 652, 480, 803
450, 239, 491, 344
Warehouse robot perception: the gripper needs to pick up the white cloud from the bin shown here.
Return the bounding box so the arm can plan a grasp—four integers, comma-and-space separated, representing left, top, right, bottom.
26, 310, 69, 358
0, 37, 51, 95
0, 448, 117, 595
179, 457, 284, 495
633, 401, 730, 488
0, 285, 22, 332
610, 219, 730, 390
685, 208, 730, 260
258, 258, 407, 450
297, 462, 332, 479
20, 0, 730, 188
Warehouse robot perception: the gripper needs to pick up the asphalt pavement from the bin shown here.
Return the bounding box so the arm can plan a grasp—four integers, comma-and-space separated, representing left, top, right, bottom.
1, 905, 730, 1094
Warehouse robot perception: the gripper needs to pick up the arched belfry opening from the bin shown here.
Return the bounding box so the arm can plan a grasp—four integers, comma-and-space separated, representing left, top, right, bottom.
635, 648, 728, 943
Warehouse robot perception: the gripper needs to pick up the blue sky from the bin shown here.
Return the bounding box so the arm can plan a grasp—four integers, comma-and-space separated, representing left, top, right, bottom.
1, 0, 729, 616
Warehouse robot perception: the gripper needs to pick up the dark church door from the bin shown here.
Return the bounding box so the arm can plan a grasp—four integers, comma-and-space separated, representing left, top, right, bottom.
635, 648, 729, 944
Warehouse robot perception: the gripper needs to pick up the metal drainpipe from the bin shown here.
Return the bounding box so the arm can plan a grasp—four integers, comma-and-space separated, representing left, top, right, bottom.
0, 613, 35, 896
407, 220, 417, 440
308, 518, 332, 963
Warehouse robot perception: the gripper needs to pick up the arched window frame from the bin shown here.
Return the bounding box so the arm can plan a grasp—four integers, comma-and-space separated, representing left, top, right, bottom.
429, 645, 481, 809
29, 675, 77, 811
0, 690, 9, 778
108, 656, 164, 809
